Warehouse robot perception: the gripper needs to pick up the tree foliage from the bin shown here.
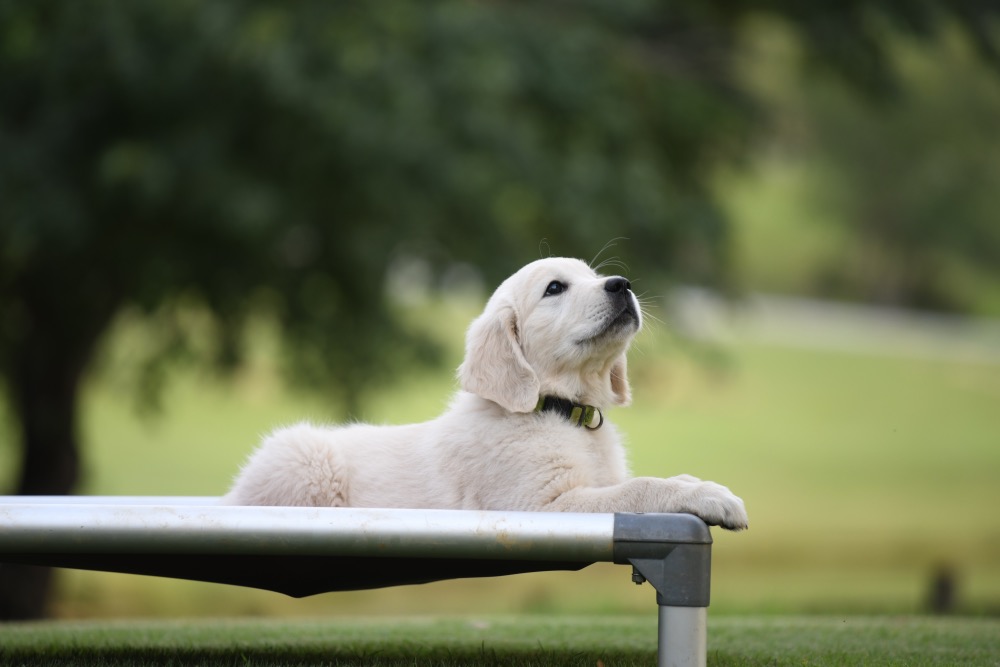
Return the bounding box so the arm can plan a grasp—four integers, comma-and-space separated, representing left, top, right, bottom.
0, 0, 749, 406
798, 31, 1000, 311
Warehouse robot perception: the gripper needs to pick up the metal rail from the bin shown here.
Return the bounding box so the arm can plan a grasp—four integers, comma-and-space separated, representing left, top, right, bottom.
0, 500, 616, 560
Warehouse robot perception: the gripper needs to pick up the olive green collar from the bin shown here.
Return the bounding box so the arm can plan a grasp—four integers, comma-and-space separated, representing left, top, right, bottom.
534, 396, 604, 429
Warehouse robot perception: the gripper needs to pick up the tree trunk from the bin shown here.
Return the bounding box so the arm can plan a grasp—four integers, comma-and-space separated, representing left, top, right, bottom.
0, 337, 87, 620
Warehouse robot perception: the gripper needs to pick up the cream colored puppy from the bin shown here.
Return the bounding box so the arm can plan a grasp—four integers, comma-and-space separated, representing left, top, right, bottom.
223, 257, 748, 530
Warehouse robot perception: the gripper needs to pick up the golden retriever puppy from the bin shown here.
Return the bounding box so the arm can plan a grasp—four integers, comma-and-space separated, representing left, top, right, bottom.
223, 257, 748, 530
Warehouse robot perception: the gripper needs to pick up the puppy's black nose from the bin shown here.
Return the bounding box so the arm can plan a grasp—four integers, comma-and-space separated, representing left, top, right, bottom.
604, 277, 631, 293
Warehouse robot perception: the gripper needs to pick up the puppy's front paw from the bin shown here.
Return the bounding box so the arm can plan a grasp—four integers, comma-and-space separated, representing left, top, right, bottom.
671, 476, 749, 531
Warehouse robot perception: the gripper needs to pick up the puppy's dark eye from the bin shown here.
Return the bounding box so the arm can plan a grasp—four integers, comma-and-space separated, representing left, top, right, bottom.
544, 281, 566, 297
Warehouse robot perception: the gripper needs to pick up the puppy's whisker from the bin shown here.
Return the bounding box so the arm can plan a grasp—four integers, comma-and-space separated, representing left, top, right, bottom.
641, 310, 666, 329
633, 289, 666, 330
590, 238, 629, 271
593, 253, 630, 274
596, 258, 630, 275
538, 239, 552, 259
636, 308, 665, 333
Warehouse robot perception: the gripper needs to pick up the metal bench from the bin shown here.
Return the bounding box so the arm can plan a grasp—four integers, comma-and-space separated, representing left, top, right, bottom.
0, 496, 713, 667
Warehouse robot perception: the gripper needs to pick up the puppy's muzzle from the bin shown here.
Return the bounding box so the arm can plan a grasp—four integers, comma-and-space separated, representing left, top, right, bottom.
605, 276, 639, 323
580, 276, 639, 345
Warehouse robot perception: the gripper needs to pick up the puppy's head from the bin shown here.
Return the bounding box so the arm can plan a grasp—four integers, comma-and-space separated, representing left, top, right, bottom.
458, 257, 641, 413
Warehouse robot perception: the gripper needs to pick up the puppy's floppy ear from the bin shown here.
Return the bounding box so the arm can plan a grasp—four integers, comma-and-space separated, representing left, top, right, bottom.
609, 354, 632, 406
459, 304, 540, 413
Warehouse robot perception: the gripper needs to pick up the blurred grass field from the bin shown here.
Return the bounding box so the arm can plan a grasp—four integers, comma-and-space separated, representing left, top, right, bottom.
2, 298, 999, 619
3, 615, 1000, 666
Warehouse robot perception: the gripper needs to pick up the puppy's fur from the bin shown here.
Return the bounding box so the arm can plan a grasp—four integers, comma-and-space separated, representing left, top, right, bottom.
223, 257, 748, 530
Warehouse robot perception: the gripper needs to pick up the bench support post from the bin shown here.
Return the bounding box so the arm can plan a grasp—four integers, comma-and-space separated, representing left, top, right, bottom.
613, 514, 712, 667
658, 606, 706, 667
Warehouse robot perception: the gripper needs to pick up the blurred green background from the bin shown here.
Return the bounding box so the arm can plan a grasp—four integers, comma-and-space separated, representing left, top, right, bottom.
2, 1, 999, 620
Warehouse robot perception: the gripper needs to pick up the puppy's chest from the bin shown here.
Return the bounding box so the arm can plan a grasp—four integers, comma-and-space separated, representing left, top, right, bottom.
550, 421, 629, 483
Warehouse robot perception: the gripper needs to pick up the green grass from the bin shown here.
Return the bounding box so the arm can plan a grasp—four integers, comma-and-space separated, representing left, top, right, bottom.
1, 615, 998, 666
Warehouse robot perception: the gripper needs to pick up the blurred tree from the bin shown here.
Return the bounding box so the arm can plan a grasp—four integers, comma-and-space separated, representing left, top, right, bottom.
798, 31, 1000, 312
1, 0, 998, 619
